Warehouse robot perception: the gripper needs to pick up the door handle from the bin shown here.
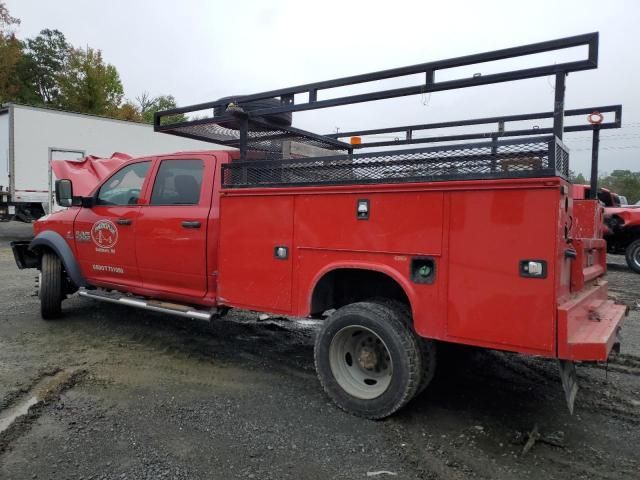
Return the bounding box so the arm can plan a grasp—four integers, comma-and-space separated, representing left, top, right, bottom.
117, 218, 132, 225
181, 221, 201, 229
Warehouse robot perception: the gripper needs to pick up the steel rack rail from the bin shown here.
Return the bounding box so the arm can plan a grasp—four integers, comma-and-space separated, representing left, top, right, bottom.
327, 105, 622, 149
155, 33, 599, 160
155, 32, 619, 192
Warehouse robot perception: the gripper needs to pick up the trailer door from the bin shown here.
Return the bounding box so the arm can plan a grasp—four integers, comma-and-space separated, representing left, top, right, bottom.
48, 148, 85, 214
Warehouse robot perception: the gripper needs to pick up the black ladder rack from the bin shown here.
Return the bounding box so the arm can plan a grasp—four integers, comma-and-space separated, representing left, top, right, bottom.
154, 32, 619, 192
155, 33, 599, 157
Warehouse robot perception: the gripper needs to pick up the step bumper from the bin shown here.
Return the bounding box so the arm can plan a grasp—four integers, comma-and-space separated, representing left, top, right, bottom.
557, 281, 627, 361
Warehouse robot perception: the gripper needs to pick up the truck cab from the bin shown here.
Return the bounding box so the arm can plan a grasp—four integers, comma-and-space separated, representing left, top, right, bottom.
16, 151, 227, 308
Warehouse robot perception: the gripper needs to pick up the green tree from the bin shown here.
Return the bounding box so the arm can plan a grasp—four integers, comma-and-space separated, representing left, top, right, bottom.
136, 92, 186, 124
114, 100, 143, 122
0, 1, 22, 103
19, 29, 71, 105
0, 1, 19, 33
0, 35, 22, 102
599, 170, 640, 204
58, 47, 124, 115
573, 172, 587, 185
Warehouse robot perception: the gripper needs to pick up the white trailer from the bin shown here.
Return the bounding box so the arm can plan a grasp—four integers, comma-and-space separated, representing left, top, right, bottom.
0, 103, 224, 221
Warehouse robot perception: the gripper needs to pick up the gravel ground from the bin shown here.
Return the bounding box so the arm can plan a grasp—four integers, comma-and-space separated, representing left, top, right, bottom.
0, 221, 639, 480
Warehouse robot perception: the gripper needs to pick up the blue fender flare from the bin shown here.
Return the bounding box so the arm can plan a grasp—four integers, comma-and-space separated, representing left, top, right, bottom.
30, 231, 88, 287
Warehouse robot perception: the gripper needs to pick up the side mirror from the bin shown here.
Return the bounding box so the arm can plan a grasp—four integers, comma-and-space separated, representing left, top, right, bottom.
55, 179, 73, 208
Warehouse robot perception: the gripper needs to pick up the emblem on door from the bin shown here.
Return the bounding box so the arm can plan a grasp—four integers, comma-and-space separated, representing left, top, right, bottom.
91, 219, 119, 252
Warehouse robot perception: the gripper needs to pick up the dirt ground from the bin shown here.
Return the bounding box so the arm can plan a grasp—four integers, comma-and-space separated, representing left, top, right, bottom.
0, 221, 639, 480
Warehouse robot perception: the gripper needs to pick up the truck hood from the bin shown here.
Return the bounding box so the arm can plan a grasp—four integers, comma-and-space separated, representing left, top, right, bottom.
604, 206, 640, 227
50, 153, 132, 196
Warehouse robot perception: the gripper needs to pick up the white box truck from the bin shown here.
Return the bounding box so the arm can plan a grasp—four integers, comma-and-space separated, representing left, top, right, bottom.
0, 103, 222, 221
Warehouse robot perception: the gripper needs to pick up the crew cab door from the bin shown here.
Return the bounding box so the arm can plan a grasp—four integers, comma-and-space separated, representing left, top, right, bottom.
135, 155, 214, 299
74, 160, 152, 287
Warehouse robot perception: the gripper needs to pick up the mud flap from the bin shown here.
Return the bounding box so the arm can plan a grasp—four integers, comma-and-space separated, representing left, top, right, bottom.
558, 360, 578, 415
611, 325, 623, 356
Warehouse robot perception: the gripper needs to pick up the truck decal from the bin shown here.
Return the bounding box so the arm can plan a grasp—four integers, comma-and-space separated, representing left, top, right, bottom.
75, 231, 91, 242
91, 219, 118, 252
92, 264, 124, 274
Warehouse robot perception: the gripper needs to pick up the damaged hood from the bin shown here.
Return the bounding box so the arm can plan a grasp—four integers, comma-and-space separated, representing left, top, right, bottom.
604, 206, 640, 227
51, 153, 132, 196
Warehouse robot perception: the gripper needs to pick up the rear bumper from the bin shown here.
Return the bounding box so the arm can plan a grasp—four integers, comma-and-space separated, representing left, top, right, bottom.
10, 240, 39, 269
557, 280, 627, 361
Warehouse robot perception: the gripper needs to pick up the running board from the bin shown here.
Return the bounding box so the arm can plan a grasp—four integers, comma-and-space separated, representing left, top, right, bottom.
78, 288, 215, 321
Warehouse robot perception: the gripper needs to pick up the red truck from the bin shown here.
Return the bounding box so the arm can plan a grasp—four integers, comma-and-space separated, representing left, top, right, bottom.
572, 184, 640, 273
11, 33, 627, 418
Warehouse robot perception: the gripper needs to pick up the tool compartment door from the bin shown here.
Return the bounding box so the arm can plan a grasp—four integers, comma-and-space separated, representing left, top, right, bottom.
446, 188, 558, 354
218, 195, 294, 312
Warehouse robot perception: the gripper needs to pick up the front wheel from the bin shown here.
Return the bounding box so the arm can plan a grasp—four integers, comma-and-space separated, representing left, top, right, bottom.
314, 301, 423, 419
40, 251, 63, 319
625, 239, 640, 274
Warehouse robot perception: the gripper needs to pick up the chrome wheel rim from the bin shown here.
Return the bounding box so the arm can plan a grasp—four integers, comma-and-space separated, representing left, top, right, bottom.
329, 325, 393, 399
633, 245, 640, 269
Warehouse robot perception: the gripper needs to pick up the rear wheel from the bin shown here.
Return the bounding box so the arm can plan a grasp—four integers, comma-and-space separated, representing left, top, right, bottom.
625, 239, 640, 274
314, 301, 423, 419
40, 251, 63, 319
367, 297, 436, 396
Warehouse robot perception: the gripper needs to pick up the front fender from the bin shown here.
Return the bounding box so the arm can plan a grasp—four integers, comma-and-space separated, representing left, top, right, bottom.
30, 230, 88, 287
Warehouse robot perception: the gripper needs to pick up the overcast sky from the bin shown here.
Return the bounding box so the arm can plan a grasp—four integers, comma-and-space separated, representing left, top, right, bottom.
6, 0, 640, 176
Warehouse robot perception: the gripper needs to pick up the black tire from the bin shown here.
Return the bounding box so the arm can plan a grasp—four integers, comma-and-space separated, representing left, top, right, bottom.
40, 251, 63, 319
314, 301, 423, 419
214, 97, 293, 130
367, 298, 436, 396
416, 338, 437, 395
625, 238, 640, 274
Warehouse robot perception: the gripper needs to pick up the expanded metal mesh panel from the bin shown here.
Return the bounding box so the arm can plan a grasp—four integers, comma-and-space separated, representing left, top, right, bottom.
555, 141, 570, 177
222, 137, 569, 188
163, 118, 347, 159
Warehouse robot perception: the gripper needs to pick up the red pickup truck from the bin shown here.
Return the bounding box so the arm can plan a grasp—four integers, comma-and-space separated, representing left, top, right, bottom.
10, 33, 627, 418
572, 184, 640, 273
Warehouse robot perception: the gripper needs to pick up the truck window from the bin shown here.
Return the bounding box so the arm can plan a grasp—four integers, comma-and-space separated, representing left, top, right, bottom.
597, 190, 615, 207
97, 161, 151, 206
150, 159, 204, 205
